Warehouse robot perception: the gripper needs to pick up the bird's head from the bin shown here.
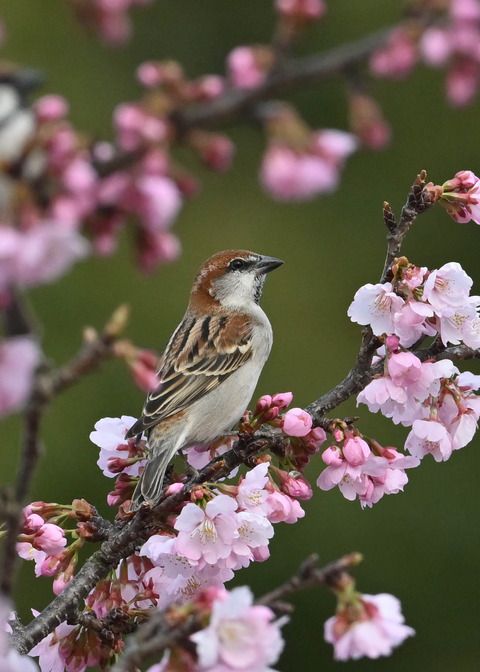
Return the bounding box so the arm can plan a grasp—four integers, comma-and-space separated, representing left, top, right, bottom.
190, 249, 283, 312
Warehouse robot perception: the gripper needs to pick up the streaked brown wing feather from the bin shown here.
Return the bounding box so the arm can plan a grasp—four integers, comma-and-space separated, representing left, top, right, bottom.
126, 313, 253, 437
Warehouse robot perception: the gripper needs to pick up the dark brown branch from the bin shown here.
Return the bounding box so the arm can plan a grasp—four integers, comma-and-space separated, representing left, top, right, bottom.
380, 170, 436, 283
109, 610, 199, 672
176, 25, 395, 132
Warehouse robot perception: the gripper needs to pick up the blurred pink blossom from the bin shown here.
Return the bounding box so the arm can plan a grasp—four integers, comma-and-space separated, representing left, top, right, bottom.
0, 336, 40, 416
191, 586, 286, 672
370, 27, 418, 79
324, 593, 415, 660
227, 46, 270, 89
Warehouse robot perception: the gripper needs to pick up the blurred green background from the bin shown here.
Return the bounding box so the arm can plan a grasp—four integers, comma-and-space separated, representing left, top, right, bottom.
2, 1, 480, 670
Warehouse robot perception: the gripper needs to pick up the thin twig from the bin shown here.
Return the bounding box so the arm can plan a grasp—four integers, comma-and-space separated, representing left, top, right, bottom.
380, 170, 435, 283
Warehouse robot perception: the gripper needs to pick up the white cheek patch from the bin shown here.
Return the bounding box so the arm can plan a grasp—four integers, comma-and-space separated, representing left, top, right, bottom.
212, 272, 264, 309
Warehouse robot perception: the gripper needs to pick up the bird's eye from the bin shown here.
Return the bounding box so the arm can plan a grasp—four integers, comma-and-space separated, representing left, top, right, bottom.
229, 258, 246, 271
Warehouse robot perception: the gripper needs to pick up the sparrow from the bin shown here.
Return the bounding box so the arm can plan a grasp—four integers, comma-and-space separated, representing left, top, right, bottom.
126, 249, 283, 509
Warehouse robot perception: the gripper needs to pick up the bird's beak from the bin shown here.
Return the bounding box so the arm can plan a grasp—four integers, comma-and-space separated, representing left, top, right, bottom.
255, 255, 284, 274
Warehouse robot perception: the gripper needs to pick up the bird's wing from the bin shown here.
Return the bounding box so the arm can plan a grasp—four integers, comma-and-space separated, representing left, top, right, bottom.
125, 313, 254, 437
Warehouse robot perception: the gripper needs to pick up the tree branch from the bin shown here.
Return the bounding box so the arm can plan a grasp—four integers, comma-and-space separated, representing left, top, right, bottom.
0, 306, 128, 601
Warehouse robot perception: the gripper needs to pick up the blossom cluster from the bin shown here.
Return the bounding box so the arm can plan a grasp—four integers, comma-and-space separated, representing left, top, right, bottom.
317, 428, 419, 508
15, 499, 95, 596
348, 257, 480, 463
18, 383, 419, 670
370, 0, 480, 107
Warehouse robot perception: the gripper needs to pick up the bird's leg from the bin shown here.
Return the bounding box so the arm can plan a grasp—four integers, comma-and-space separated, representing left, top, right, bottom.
180, 451, 199, 479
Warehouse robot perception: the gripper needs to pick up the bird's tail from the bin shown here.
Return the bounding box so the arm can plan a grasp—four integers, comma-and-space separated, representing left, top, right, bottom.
130, 440, 179, 511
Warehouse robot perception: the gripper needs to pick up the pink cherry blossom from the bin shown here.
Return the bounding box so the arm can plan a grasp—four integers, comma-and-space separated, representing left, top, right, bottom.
419, 1, 480, 105
191, 586, 286, 672
317, 458, 366, 501
437, 390, 480, 450
358, 451, 420, 508
0, 336, 40, 417
387, 351, 423, 386
232, 511, 274, 559
311, 129, 358, 163
265, 489, 305, 523
322, 445, 343, 467
358, 359, 459, 427
90, 415, 145, 477
317, 436, 419, 506
447, 58, 480, 106
305, 426, 327, 451
437, 300, 480, 348
422, 262, 472, 314
421, 27, 453, 66
440, 172, 480, 224
29, 619, 76, 672
393, 299, 435, 347
282, 407, 313, 436
0, 599, 39, 672
405, 419, 454, 462
236, 462, 270, 514
174, 495, 239, 564
348, 282, 404, 336
324, 593, 414, 660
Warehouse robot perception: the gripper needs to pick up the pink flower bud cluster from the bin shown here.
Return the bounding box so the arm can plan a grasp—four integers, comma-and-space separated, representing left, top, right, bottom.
317, 430, 419, 508
29, 616, 115, 672
242, 393, 326, 471
17, 500, 96, 595
440, 169, 480, 224
17, 513, 67, 561
324, 592, 415, 661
